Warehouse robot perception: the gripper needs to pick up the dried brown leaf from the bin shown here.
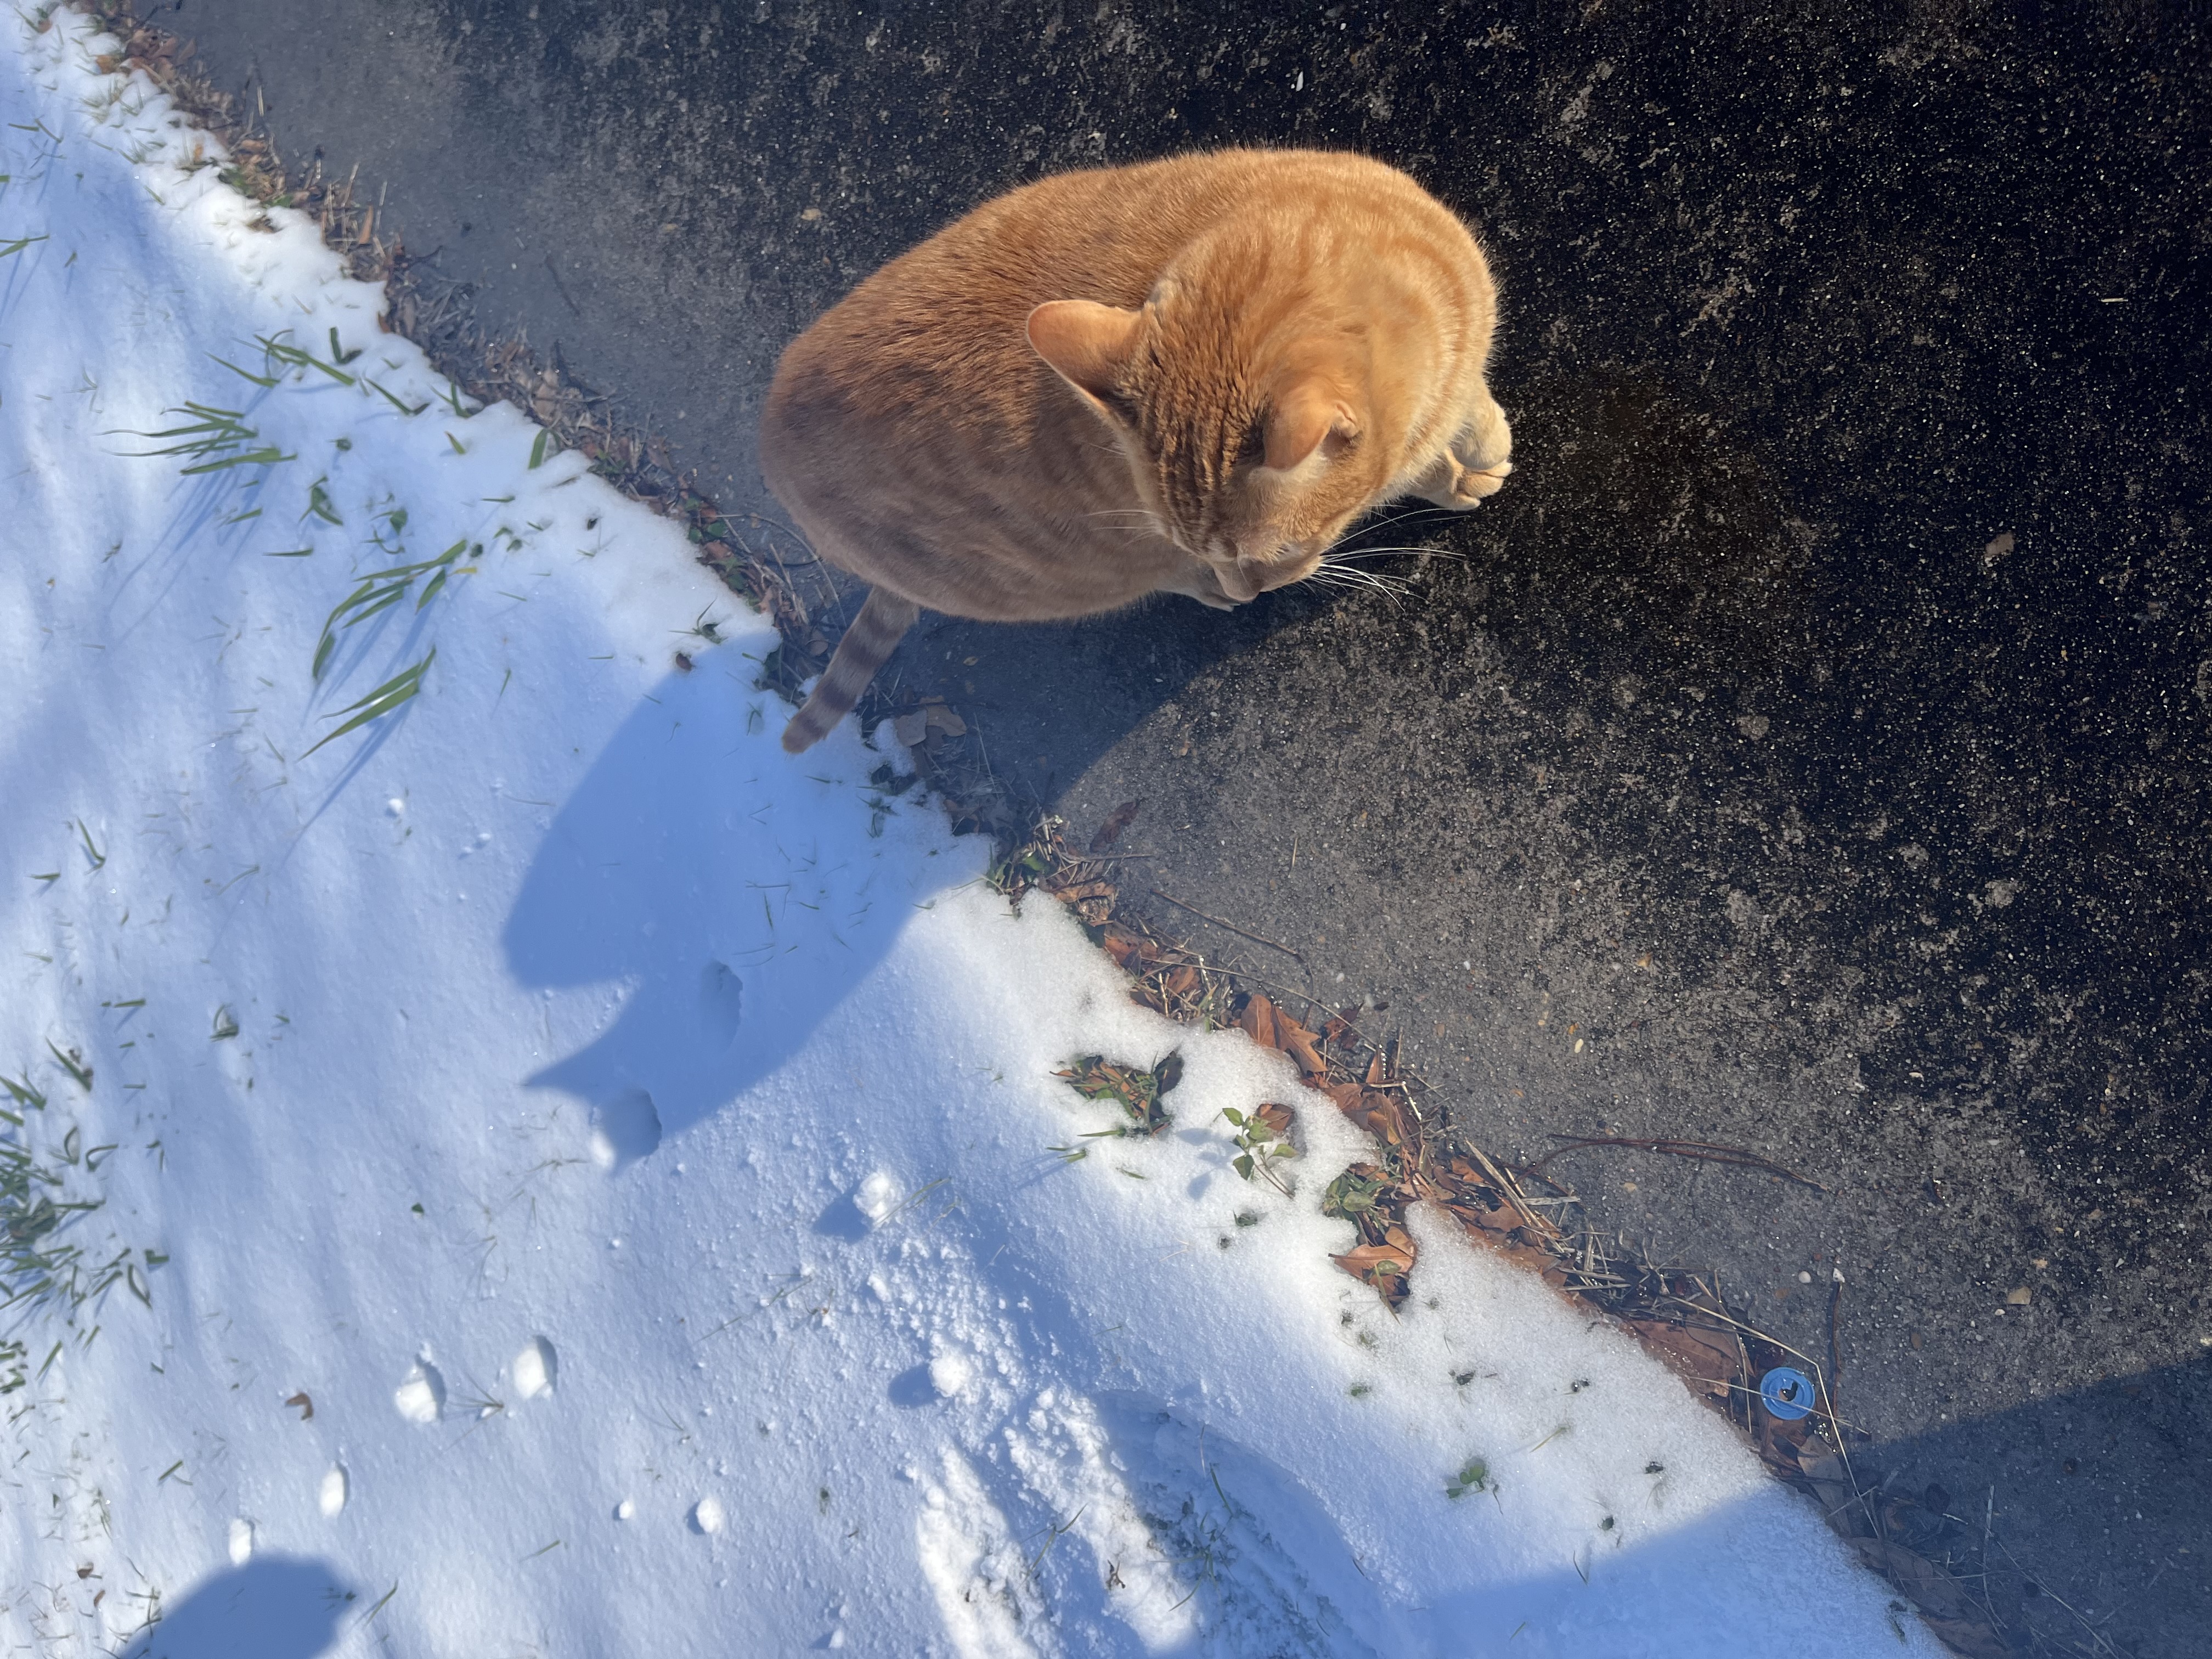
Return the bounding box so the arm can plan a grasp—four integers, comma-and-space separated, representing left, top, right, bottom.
1851, 1538, 1994, 1637
1353, 1091, 1409, 1147
1625, 1320, 1739, 1399
1453, 1198, 1520, 1238
1089, 799, 1142, 851
1914, 1616, 2011, 1659
1237, 994, 1280, 1052
1332, 1240, 1415, 1283
1276, 1014, 1327, 1080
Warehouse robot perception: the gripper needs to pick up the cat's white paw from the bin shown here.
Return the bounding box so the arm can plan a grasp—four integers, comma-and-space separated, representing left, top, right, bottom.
1451, 460, 1512, 504
1448, 403, 1513, 495
1415, 453, 1510, 510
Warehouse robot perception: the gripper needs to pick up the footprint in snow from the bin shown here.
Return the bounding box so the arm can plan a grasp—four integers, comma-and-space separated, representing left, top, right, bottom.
393, 1360, 446, 1424
889, 1355, 971, 1408
590, 1087, 662, 1171
813, 1171, 899, 1242
698, 960, 743, 1046
512, 1336, 557, 1400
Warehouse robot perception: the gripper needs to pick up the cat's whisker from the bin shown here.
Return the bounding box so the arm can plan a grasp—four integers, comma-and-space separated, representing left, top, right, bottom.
1324, 545, 1466, 563
1353, 504, 1464, 537
1343, 560, 1417, 590
1308, 563, 1411, 605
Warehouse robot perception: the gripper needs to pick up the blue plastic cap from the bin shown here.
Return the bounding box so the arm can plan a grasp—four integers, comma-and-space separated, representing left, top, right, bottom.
1759, 1365, 1817, 1420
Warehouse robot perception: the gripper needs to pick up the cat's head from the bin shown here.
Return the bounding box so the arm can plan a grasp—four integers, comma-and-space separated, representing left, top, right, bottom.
1026, 281, 1387, 603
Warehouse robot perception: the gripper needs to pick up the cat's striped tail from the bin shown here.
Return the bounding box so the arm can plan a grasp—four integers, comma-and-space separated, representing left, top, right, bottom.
781, 586, 921, 754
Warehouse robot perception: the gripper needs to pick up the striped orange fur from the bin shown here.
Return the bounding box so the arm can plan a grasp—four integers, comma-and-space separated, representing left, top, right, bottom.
779, 589, 918, 754
760, 149, 1511, 753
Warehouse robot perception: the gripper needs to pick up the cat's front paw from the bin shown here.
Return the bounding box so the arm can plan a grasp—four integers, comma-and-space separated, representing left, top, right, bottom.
1454, 400, 1513, 476
1414, 452, 1511, 511
1446, 459, 1512, 506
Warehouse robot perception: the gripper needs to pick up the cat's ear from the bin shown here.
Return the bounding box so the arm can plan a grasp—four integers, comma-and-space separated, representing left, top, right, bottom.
1264, 380, 1362, 472
1026, 301, 1144, 417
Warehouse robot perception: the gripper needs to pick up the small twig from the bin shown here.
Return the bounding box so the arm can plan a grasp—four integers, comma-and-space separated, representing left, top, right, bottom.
1993, 1537, 2124, 1658
1826, 1277, 1844, 1412
1530, 1135, 1831, 1192
1465, 1143, 1564, 1244
1148, 890, 1305, 961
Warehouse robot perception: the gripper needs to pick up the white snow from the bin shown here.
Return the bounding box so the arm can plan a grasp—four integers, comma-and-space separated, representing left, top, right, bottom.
0, 12, 1942, 1657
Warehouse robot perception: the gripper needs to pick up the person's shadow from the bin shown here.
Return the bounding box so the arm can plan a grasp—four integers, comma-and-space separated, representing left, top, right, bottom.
120, 1558, 349, 1658
501, 655, 971, 1158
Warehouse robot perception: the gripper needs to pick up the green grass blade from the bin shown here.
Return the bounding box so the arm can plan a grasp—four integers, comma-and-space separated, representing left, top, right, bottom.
209, 353, 279, 388
301, 649, 435, 757
44, 1042, 92, 1092
179, 445, 294, 475
257, 334, 355, 386
363, 376, 428, 416
313, 578, 409, 680
342, 585, 408, 629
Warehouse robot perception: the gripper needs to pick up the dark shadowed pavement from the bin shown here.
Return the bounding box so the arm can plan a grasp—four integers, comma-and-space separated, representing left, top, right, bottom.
152, 2, 2210, 1650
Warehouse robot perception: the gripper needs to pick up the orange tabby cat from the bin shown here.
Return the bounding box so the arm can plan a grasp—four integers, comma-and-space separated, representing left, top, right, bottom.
759, 148, 1511, 753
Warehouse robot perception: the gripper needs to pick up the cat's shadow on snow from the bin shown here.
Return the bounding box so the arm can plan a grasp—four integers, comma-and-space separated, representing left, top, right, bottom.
501, 563, 1302, 1154
119, 1556, 349, 1659
502, 661, 931, 1154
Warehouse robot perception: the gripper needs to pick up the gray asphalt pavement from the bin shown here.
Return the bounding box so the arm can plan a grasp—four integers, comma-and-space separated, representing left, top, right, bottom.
153, 2, 2209, 1650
